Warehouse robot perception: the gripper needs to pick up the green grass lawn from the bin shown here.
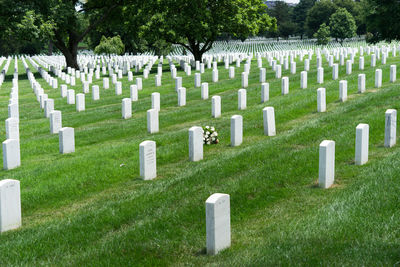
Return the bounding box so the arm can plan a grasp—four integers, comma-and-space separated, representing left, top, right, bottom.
0, 51, 399, 266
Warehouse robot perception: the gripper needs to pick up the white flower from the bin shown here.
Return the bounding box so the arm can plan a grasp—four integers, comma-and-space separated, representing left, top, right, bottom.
206, 126, 210, 129
206, 131, 210, 135
211, 127, 215, 131
214, 132, 218, 136
207, 141, 211, 145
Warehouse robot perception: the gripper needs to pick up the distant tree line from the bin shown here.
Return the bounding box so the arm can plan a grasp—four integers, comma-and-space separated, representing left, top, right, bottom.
0, 0, 399, 65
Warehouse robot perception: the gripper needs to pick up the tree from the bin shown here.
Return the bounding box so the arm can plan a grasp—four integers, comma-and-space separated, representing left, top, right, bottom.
268, 1, 297, 39
314, 23, 330, 45
329, 8, 356, 45
139, 0, 276, 61
292, 0, 316, 39
12, 0, 128, 68
305, 0, 337, 37
94, 36, 125, 55
364, 0, 400, 43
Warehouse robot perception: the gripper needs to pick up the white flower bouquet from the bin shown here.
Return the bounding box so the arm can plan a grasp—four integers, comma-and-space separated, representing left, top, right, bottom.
202, 125, 219, 145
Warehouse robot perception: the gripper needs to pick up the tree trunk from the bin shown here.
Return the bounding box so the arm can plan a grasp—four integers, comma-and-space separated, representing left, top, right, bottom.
64, 46, 79, 69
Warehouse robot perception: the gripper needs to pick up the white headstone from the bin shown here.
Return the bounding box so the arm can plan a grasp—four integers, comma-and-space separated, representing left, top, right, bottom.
358, 74, 366, 93
50, 110, 62, 134
212, 69, 218, 82
136, 78, 143, 90
189, 126, 203, 162
375, 69, 382, 88
59, 127, 75, 154
300, 71, 307, 89
319, 140, 335, 189
339, 80, 347, 102
390, 65, 397, 83
206, 193, 231, 255
317, 88, 326, 112
147, 109, 159, 134
0, 179, 21, 232
103, 77, 109, 89
76, 93, 85, 112
238, 89, 246, 110
259, 68, 266, 83
281, 77, 289, 95
175, 77, 182, 91
201, 83, 209, 100
67, 89, 75, 104
195, 73, 201, 88
5, 118, 19, 140
92, 85, 100, 100
263, 107, 276, 136
359, 56, 364, 70
355, 123, 369, 165
44, 99, 54, 118
332, 64, 339, 80
178, 87, 186, 106
60, 84, 67, 98
130, 85, 138, 101
2, 139, 20, 170
385, 109, 397, 148
261, 83, 269, 103
231, 115, 243, 147
229, 67, 235, 79
317, 67, 324, 84
346, 60, 352, 75
212, 96, 221, 118
151, 92, 160, 111
139, 140, 156, 180
241, 72, 248, 88
115, 81, 122, 95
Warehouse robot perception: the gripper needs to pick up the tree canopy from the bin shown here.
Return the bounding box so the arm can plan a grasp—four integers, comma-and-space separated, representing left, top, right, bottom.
139, 0, 276, 61
329, 8, 356, 45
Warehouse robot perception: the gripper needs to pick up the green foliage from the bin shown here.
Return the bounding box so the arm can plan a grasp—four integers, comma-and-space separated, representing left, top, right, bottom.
305, 0, 337, 37
138, 0, 276, 60
267, 1, 297, 39
94, 35, 125, 55
292, 0, 316, 38
314, 23, 330, 45
329, 8, 356, 45
364, 0, 400, 43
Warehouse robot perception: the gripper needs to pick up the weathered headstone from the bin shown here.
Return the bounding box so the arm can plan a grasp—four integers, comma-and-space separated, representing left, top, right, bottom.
60, 84, 67, 98
139, 140, 157, 180
319, 140, 335, 189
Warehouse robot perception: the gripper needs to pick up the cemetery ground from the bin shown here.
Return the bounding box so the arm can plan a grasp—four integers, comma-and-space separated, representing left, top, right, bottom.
0, 53, 399, 266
